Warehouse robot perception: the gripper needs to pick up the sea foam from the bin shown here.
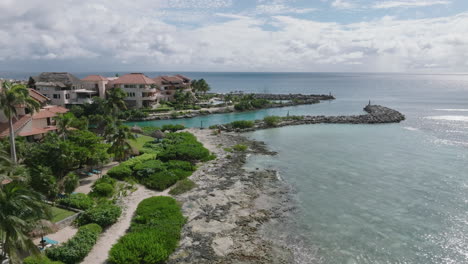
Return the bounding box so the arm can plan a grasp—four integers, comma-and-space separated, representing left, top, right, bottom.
435, 109, 468, 112
425, 116, 468, 122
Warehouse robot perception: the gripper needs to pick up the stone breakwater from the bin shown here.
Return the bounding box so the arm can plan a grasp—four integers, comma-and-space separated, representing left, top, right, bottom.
219, 93, 335, 101
128, 93, 335, 121
215, 105, 406, 132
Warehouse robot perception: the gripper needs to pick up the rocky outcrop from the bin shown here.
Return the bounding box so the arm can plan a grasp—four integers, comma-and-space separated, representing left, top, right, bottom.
215, 105, 405, 132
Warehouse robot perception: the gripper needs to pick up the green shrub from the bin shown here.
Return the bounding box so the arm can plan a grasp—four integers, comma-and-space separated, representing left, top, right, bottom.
134, 160, 166, 178
230, 120, 254, 129
58, 193, 94, 210
161, 124, 185, 132
93, 175, 117, 187
63, 172, 79, 194
121, 153, 157, 169
108, 231, 169, 264
144, 171, 179, 191
90, 183, 114, 198
76, 203, 121, 228
46, 224, 102, 264
232, 144, 248, 152
169, 179, 196, 195
23, 255, 64, 264
263, 116, 281, 127
108, 196, 185, 264
107, 165, 132, 180
165, 160, 195, 172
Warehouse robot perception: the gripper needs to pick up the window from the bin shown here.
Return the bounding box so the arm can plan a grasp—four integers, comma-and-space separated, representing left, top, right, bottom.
139, 85, 145, 88
126, 92, 136, 97
53, 94, 60, 99
65, 94, 70, 99
124, 84, 137, 88
95, 84, 99, 89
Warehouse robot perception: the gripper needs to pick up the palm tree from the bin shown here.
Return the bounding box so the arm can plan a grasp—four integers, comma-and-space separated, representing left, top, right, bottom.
0, 150, 28, 185
106, 88, 127, 115
108, 125, 135, 161
0, 82, 40, 163
53, 112, 75, 139
0, 183, 50, 263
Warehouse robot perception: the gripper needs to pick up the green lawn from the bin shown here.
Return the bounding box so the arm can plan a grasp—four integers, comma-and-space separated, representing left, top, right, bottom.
129, 135, 155, 151
50, 206, 76, 223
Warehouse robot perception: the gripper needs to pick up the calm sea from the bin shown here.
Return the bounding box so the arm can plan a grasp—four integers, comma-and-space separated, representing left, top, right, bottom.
5, 71, 468, 263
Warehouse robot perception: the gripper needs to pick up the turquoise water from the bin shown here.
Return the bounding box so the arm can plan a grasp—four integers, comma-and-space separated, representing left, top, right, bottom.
65, 72, 466, 263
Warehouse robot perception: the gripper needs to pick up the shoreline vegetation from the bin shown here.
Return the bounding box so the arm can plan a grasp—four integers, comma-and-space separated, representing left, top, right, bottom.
125, 93, 335, 121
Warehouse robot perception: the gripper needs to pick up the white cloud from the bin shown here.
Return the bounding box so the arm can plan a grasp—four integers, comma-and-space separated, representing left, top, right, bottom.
0, 0, 467, 72
372, 0, 451, 9
331, 0, 357, 9
256, 4, 316, 14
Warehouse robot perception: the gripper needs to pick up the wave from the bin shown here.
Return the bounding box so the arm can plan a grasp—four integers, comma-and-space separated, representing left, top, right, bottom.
435, 109, 468, 112
433, 138, 468, 147
425, 115, 468, 122
403, 126, 419, 131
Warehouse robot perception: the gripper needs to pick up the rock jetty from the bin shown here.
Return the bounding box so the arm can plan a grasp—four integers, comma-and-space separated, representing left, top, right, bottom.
222, 93, 335, 101
215, 105, 405, 132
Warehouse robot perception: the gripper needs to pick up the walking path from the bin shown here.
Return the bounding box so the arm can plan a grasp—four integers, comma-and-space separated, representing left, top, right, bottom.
80, 185, 169, 264
74, 162, 119, 194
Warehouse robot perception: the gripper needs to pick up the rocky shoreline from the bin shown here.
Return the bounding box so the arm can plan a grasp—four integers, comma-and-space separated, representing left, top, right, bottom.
168, 129, 294, 264
129, 93, 335, 121
214, 105, 406, 132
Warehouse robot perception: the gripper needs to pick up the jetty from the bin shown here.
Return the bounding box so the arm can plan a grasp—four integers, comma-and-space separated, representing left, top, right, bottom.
214, 105, 406, 132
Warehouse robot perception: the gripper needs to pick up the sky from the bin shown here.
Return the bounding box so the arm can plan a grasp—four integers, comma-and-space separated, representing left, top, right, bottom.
0, 0, 467, 72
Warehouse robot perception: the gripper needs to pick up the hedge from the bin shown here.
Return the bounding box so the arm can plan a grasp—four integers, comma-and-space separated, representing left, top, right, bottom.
108, 196, 185, 264
134, 160, 166, 178
161, 124, 185, 132
58, 193, 95, 210
23, 255, 64, 264
121, 153, 157, 169
90, 182, 114, 198
46, 224, 102, 264
107, 165, 132, 180
143, 171, 180, 191
169, 179, 196, 195
76, 202, 122, 228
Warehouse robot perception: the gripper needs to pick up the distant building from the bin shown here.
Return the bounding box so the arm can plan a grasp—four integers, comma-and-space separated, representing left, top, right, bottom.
81, 75, 109, 99
108, 73, 159, 108
152, 74, 192, 101
0, 89, 69, 141
29, 72, 98, 106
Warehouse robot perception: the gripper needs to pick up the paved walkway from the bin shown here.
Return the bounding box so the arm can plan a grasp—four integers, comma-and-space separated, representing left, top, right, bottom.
74, 162, 119, 194
80, 185, 169, 264
33, 226, 78, 247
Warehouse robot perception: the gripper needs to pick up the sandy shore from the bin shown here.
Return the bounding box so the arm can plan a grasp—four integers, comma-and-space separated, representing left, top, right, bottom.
168, 128, 292, 263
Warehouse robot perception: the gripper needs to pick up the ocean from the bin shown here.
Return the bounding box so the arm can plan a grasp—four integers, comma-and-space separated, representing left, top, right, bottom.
6, 72, 468, 263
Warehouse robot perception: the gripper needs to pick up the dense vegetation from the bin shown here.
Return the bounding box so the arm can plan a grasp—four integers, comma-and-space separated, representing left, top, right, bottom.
107, 132, 211, 191
108, 196, 185, 264
234, 94, 271, 111
229, 120, 255, 129
46, 224, 102, 264
169, 179, 197, 195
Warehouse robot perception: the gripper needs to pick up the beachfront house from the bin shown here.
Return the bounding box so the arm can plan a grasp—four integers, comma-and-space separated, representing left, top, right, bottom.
29, 72, 98, 106
0, 88, 69, 141
152, 74, 192, 101
81, 75, 109, 99
108, 73, 159, 108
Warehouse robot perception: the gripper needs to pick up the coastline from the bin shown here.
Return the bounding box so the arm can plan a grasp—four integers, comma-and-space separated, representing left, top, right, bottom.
168, 128, 294, 263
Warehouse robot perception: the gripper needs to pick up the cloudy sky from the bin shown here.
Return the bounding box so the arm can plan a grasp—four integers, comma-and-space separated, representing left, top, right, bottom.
1, 0, 467, 72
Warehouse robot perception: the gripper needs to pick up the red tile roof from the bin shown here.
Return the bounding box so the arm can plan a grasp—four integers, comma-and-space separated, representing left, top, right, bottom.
112, 73, 155, 85
19, 126, 57, 137
29, 89, 49, 104
33, 106, 69, 119
0, 115, 32, 138
175, 74, 191, 82
82, 75, 108, 82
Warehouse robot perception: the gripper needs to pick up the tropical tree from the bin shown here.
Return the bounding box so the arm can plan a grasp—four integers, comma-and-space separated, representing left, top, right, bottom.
54, 112, 75, 139
192, 79, 211, 95
108, 125, 135, 161
0, 82, 40, 163
0, 150, 28, 185
106, 88, 127, 115
0, 183, 50, 264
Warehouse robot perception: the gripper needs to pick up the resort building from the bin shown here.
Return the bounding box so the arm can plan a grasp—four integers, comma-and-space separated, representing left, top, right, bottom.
108, 73, 159, 108
29, 72, 98, 106
0, 89, 69, 141
81, 75, 109, 99
152, 74, 192, 101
